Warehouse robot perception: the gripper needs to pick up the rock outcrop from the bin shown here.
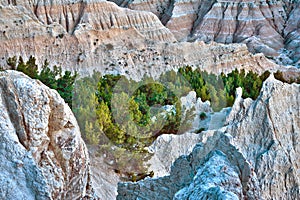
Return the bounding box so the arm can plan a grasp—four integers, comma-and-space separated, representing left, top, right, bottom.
117, 131, 261, 199
226, 74, 300, 199
0, 0, 285, 79
89, 150, 121, 200
110, 0, 300, 66
146, 91, 232, 178
117, 75, 300, 199
0, 70, 93, 199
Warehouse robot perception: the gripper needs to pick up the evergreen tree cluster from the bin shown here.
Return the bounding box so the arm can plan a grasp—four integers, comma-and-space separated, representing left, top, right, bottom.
179, 66, 271, 110
75, 73, 194, 149
73, 67, 274, 177
5, 56, 77, 106
3, 56, 299, 180
73, 71, 195, 177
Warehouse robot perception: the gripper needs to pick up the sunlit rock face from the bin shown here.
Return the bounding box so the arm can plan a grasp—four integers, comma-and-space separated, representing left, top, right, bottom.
0, 0, 284, 79
0, 70, 94, 199
117, 75, 300, 199
109, 0, 300, 66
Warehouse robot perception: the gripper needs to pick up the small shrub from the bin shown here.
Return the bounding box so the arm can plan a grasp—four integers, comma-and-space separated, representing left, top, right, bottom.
7, 56, 17, 69
195, 127, 205, 134
200, 112, 207, 120
106, 43, 114, 50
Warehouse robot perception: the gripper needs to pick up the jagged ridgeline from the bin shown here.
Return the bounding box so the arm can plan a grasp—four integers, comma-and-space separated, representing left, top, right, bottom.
2, 56, 299, 179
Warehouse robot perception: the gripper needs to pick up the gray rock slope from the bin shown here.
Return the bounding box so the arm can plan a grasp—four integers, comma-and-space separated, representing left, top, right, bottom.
0, 71, 94, 199
117, 74, 300, 199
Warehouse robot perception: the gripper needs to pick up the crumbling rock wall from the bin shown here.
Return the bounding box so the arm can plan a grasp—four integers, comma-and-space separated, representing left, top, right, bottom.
117, 131, 261, 199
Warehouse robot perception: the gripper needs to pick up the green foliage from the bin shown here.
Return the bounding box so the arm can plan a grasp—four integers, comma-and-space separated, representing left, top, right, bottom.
7, 56, 17, 69
73, 72, 104, 145
96, 74, 122, 108
195, 127, 205, 134
222, 69, 270, 101
38, 60, 61, 88
133, 93, 150, 126
56, 71, 78, 105
84, 120, 101, 145
17, 56, 39, 79
200, 112, 207, 120
179, 67, 271, 109
179, 66, 226, 110
73, 71, 195, 178
6, 56, 77, 106
73, 68, 299, 178
178, 66, 273, 110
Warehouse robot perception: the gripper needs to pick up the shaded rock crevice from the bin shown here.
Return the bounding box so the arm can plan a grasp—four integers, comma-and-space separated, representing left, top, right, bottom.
0, 73, 29, 149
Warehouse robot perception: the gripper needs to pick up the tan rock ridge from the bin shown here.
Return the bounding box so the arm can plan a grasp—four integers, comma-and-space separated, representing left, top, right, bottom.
109, 0, 300, 66
0, 70, 95, 199
0, 0, 286, 79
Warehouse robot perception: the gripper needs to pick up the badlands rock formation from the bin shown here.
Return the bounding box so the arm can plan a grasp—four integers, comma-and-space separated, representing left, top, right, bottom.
0, 0, 283, 79
117, 74, 300, 199
110, 0, 300, 66
0, 71, 94, 199
147, 91, 231, 178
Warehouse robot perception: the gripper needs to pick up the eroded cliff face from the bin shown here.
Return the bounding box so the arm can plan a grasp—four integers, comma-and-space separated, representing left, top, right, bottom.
226, 74, 300, 199
0, 70, 94, 199
109, 0, 300, 66
117, 75, 300, 199
0, 0, 283, 79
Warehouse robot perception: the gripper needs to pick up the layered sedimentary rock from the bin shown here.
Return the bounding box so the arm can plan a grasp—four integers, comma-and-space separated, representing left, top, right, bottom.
117, 75, 300, 199
0, 71, 94, 199
0, 0, 175, 70
110, 0, 300, 66
0, 0, 175, 42
0, 0, 284, 79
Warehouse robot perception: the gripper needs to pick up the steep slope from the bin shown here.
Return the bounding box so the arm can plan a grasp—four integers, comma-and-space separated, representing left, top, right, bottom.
117, 75, 300, 199
109, 0, 300, 66
0, 0, 283, 78
0, 70, 94, 199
